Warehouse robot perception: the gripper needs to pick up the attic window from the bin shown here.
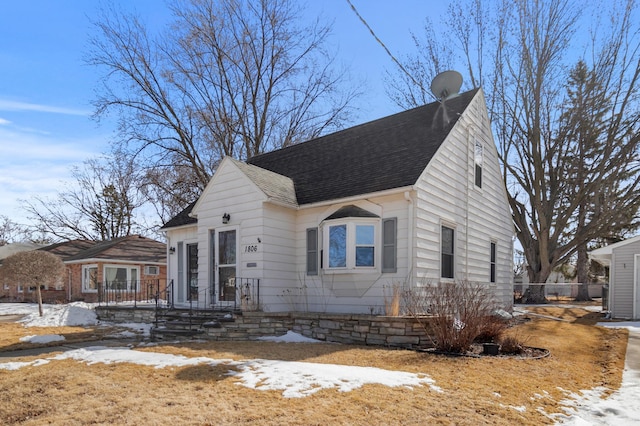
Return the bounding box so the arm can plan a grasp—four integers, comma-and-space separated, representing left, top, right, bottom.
474, 139, 483, 188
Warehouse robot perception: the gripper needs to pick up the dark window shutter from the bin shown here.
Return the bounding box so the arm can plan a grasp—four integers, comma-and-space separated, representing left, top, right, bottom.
306, 228, 318, 275
382, 218, 397, 273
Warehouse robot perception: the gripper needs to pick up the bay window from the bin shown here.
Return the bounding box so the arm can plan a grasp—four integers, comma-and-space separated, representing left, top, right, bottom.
325, 221, 378, 271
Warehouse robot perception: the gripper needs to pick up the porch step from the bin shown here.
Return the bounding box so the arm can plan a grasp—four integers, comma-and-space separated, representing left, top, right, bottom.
150, 327, 204, 339
151, 308, 236, 341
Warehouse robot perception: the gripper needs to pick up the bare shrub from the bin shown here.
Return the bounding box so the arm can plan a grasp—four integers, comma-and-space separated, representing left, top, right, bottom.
383, 283, 403, 316
499, 333, 530, 355
475, 315, 509, 343
404, 280, 498, 353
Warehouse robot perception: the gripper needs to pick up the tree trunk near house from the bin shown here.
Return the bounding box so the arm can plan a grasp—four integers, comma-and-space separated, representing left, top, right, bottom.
574, 244, 592, 301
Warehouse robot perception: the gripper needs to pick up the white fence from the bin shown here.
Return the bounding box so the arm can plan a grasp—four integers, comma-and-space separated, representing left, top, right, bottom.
514, 283, 603, 299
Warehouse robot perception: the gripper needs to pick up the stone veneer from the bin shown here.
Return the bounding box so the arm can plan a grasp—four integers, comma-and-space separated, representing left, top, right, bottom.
95, 307, 435, 349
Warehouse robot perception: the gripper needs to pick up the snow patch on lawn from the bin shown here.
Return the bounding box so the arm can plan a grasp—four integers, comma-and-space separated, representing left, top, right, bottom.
19, 334, 65, 344
256, 330, 322, 343
17, 302, 98, 327
0, 345, 441, 398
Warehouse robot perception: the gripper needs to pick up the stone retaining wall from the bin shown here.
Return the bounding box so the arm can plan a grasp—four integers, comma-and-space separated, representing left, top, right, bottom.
96, 306, 156, 324
95, 307, 434, 349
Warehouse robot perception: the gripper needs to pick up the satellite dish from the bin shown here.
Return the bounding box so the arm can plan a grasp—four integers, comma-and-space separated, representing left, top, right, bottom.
430, 70, 463, 101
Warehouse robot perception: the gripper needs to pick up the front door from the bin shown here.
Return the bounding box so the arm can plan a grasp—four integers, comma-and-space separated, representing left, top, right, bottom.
215, 229, 237, 306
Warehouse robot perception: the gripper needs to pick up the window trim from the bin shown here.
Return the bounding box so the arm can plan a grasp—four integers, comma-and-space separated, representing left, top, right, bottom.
323, 218, 380, 274
103, 264, 140, 292
490, 241, 497, 283
82, 264, 99, 293
441, 224, 455, 280
474, 139, 483, 188
144, 265, 159, 276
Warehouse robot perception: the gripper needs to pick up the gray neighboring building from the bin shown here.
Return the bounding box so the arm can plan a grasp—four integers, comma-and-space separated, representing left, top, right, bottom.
590, 235, 640, 319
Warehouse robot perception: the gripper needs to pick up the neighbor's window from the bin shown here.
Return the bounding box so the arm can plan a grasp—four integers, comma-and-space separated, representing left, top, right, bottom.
104, 265, 139, 291
144, 265, 159, 275
441, 225, 455, 279
490, 241, 497, 283
82, 265, 99, 292
325, 221, 378, 271
474, 139, 483, 188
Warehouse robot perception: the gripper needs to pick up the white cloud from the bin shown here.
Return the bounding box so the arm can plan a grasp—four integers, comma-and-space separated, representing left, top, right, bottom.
0, 117, 10, 125
0, 99, 89, 116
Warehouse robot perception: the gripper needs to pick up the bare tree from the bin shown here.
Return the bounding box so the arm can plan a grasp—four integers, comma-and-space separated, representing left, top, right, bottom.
22, 153, 146, 241
87, 0, 360, 216
1, 251, 65, 316
385, 0, 640, 302
0, 215, 32, 246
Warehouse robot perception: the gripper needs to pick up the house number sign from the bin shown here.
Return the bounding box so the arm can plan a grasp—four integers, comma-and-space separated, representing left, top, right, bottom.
243, 244, 259, 253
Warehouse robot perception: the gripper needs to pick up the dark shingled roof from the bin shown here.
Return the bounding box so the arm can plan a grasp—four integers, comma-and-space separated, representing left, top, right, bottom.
64, 235, 166, 263
248, 89, 479, 205
160, 200, 198, 230
39, 240, 97, 260
161, 89, 478, 228
39, 236, 165, 264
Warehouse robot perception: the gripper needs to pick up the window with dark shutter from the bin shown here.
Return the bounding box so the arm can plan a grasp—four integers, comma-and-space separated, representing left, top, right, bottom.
306, 228, 318, 275
382, 218, 397, 273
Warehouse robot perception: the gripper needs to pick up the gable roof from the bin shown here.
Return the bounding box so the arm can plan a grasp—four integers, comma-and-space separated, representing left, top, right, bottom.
162, 88, 479, 229
231, 158, 298, 207
248, 88, 479, 205
39, 240, 98, 260
39, 236, 166, 264
160, 201, 198, 230
590, 234, 640, 265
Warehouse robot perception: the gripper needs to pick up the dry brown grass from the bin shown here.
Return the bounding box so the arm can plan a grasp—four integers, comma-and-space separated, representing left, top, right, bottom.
0, 304, 628, 425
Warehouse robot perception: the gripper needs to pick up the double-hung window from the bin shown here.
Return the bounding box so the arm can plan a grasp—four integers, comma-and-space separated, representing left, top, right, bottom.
82, 265, 99, 293
441, 225, 455, 279
325, 221, 377, 271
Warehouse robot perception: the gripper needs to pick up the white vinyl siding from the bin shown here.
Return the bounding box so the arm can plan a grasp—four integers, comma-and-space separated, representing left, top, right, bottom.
610, 241, 640, 318
414, 90, 513, 307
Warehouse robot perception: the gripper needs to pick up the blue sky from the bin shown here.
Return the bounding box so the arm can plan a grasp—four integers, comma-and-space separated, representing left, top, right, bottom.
0, 0, 447, 226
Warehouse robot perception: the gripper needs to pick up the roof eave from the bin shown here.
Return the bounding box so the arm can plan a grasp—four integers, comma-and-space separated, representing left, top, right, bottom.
298, 185, 416, 210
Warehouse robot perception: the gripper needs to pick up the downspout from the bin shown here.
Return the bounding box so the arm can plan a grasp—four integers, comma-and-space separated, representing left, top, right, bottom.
404, 191, 414, 287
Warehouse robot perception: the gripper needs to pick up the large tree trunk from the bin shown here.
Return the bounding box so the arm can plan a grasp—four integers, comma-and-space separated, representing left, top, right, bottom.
523, 262, 552, 304
574, 244, 592, 301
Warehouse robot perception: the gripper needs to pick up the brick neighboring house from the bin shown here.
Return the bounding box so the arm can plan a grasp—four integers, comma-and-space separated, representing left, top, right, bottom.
0, 235, 166, 304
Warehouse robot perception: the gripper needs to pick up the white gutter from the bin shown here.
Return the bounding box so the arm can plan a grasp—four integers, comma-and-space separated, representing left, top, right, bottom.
298, 186, 415, 210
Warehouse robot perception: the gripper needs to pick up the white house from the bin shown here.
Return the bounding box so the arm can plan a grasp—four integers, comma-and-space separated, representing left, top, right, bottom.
590, 235, 640, 319
161, 88, 514, 314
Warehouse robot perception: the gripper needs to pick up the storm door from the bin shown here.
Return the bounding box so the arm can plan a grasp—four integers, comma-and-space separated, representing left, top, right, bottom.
216, 230, 237, 304
186, 243, 198, 301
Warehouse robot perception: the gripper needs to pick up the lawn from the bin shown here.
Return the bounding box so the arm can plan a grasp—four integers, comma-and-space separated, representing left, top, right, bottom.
0, 304, 628, 425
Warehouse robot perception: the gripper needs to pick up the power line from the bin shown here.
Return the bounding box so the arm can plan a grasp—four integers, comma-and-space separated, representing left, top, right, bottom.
345, 0, 425, 91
